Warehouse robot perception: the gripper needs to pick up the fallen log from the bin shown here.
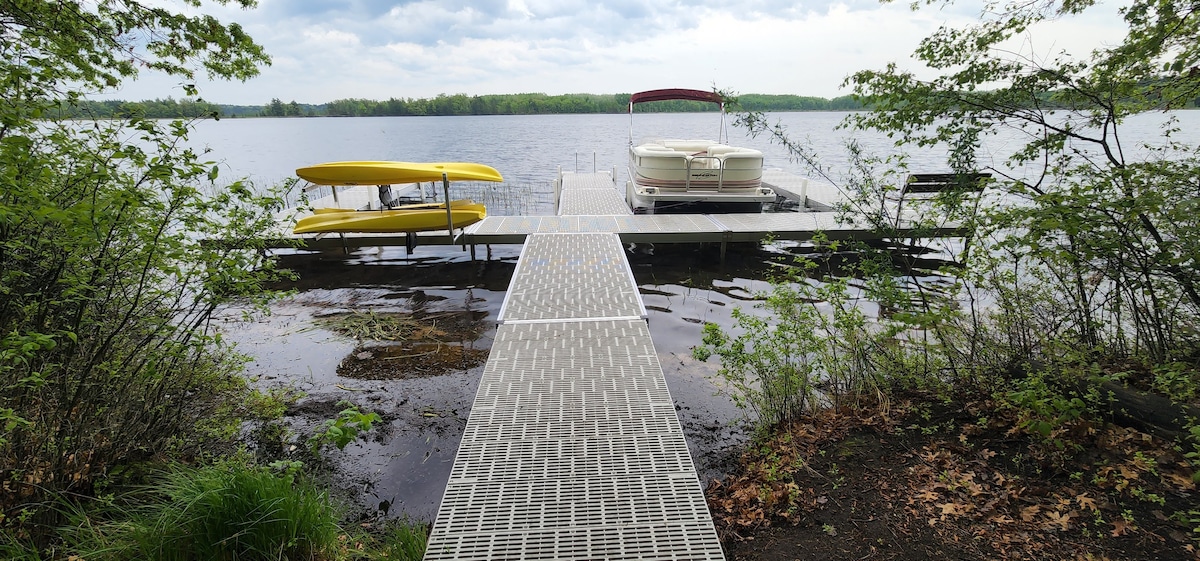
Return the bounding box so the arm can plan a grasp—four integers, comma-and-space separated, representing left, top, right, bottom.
1094, 379, 1200, 441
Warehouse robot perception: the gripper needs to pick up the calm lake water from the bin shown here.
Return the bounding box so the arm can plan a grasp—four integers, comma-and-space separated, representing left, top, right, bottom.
190, 110, 1200, 194
206, 110, 1199, 524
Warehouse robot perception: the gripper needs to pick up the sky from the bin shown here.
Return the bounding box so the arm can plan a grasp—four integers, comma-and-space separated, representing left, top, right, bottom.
108, 0, 1132, 105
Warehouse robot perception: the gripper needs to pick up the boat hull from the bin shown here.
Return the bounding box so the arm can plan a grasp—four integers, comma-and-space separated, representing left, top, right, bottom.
296, 161, 503, 186
293, 200, 486, 234
626, 140, 775, 209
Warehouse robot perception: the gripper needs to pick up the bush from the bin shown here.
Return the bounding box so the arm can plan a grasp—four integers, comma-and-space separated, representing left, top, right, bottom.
0, 114, 291, 531
692, 244, 946, 430
0, 1, 288, 535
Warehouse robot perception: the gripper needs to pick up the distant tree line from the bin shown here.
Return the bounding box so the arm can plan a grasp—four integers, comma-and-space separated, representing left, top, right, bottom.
321, 92, 863, 116
51, 87, 1198, 120
53, 92, 864, 119
50, 97, 270, 119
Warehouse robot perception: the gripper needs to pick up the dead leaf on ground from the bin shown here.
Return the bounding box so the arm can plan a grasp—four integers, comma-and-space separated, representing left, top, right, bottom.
1021, 505, 1041, 522
1163, 472, 1196, 490
1044, 510, 1071, 531
1111, 518, 1134, 537
938, 502, 965, 516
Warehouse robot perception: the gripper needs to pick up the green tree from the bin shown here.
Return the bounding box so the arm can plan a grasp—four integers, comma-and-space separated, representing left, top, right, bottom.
844, 0, 1200, 363
264, 96, 285, 116
708, 0, 1200, 443
0, 0, 286, 537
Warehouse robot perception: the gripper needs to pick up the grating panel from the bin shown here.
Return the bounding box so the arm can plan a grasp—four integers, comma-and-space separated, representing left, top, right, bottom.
710, 211, 847, 233
425, 225, 724, 560
574, 214, 623, 232
560, 173, 618, 190
432, 473, 713, 535
472, 378, 673, 409
498, 233, 645, 323
762, 168, 846, 209
460, 406, 682, 442
613, 214, 723, 233
449, 433, 697, 481
468, 211, 874, 242
559, 189, 633, 216
424, 520, 725, 561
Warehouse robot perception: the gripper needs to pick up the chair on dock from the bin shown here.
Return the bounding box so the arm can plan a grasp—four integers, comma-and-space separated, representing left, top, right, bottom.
887, 172, 991, 224
876, 172, 992, 263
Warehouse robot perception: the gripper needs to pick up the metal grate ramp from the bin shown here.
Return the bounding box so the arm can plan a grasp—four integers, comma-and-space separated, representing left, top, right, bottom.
558, 172, 633, 216
497, 233, 646, 324
423, 319, 724, 561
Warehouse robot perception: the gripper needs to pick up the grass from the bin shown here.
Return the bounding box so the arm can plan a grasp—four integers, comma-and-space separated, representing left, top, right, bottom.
71, 462, 340, 560
9, 461, 429, 561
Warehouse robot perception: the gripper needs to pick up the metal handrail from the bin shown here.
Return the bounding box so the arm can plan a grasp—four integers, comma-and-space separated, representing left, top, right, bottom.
684, 155, 726, 192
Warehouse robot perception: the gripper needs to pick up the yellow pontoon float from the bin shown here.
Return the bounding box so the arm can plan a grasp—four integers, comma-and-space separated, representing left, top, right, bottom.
291, 161, 503, 236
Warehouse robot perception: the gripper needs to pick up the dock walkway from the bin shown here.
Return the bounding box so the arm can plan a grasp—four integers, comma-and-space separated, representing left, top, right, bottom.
422, 173, 725, 560
277, 170, 965, 254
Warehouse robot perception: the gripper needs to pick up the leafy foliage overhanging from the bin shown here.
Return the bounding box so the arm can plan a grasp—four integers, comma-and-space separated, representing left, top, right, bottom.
844, 0, 1200, 362
701, 0, 1200, 435
0, 0, 287, 531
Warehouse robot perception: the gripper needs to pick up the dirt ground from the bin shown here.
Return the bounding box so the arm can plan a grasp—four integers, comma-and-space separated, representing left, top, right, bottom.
708, 398, 1199, 561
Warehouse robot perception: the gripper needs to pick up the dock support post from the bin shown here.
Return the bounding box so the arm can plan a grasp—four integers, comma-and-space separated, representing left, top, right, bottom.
442, 173, 454, 245
720, 231, 733, 268
554, 167, 562, 215
405, 232, 415, 255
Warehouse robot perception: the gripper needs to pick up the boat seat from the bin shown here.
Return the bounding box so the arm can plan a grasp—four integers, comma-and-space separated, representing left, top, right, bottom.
662, 139, 717, 154
632, 145, 690, 159
715, 148, 763, 170
706, 144, 736, 156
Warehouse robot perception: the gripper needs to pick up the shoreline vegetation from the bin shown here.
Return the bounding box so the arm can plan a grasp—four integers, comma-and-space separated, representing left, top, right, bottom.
59, 92, 864, 119
60, 89, 1200, 121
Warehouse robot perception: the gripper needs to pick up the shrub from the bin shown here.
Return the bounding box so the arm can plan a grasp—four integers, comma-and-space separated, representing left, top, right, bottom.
0, 0, 288, 537
692, 244, 944, 430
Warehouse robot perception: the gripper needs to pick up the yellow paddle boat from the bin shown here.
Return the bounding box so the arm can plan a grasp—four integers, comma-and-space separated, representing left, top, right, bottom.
293, 199, 487, 234
290, 161, 502, 235
295, 161, 503, 186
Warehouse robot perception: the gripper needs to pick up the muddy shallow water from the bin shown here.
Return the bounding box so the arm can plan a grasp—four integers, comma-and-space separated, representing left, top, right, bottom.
215, 241, 795, 523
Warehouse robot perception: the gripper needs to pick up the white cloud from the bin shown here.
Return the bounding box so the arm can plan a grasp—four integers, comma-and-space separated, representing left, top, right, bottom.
100, 0, 1131, 105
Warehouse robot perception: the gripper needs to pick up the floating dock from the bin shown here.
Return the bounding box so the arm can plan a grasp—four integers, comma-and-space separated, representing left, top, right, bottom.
275, 169, 967, 256
422, 173, 726, 560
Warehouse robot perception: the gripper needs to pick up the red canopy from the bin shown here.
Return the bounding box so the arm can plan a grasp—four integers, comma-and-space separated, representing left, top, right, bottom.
629, 88, 724, 105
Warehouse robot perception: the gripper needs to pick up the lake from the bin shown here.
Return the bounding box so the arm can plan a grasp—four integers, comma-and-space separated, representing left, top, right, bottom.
189, 110, 1200, 194
204, 110, 1198, 524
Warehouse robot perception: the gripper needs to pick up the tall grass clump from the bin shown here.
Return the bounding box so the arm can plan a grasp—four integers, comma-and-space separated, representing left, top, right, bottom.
65, 463, 342, 561
374, 520, 428, 561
